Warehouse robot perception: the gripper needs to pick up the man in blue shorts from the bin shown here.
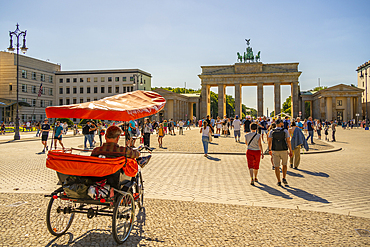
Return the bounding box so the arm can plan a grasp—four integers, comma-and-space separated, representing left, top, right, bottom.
259, 116, 268, 143
41, 119, 50, 153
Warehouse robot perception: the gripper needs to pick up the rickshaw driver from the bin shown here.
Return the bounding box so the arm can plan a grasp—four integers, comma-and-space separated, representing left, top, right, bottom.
91, 125, 140, 159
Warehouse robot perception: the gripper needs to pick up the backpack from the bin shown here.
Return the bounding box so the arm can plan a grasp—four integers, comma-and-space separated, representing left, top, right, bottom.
272, 128, 288, 151
82, 125, 90, 135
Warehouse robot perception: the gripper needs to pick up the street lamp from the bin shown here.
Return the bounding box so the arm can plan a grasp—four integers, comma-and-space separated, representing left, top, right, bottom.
8, 23, 28, 140
133, 73, 142, 91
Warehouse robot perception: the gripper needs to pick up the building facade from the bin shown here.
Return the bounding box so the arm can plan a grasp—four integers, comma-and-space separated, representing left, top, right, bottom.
0, 51, 60, 123
356, 60, 370, 121
300, 84, 363, 122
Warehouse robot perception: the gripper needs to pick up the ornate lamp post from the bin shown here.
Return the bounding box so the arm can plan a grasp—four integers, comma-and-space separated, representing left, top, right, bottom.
133, 73, 142, 91
8, 24, 28, 140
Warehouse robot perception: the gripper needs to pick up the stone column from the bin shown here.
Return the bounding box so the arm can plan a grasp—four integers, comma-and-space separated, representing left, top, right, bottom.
218, 84, 226, 118
347, 97, 351, 122
357, 96, 363, 118
200, 84, 210, 118
291, 81, 299, 117
257, 82, 263, 117
319, 97, 326, 120
189, 102, 194, 121
235, 83, 242, 117
274, 82, 281, 116
332, 96, 336, 120
301, 99, 305, 119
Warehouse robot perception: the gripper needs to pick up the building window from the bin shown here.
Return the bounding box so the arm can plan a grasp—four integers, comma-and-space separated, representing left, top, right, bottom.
123, 77, 127, 81
123, 87, 126, 93
87, 78, 91, 82
31, 99, 36, 107
80, 87, 84, 94
115, 86, 119, 93
59, 99, 63, 105
49, 88, 53, 95
42, 87, 46, 95
32, 72, 37, 80
66, 87, 70, 94
130, 77, 134, 81
40, 100, 45, 107
108, 77, 112, 82
94, 97, 97, 101
337, 100, 342, 106
87, 87, 91, 94
108, 86, 112, 93
49, 100, 53, 106
22, 84, 27, 92
115, 77, 119, 82
144, 87, 146, 90
22, 98, 27, 103
9, 85, 12, 91
94, 86, 98, 94
94, 77, 98, 82
101, 77, 105, 82
144, 80, 146, 84
66, 98, 70, 105
59, 78, 63, 83
80, 78, 83, 82
80, 98, 84, 103
32, 85, 37, 94
73, 78, 77, 83
22, 70, 27, 78
66, 78, 70, 83
59, 87, 63, 94
41, 74, 45, 81
101, 86, 105, 93
73, 87, 77, 94
131, 86, 133, 91
49, 75, 53, 83
73, 98, 77, 104
87, 98, 90, 102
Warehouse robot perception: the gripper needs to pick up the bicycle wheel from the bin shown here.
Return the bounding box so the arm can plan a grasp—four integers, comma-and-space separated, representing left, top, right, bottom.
136, 171, 144, 209
112, 193, 135, 244
46, 196, 75, 236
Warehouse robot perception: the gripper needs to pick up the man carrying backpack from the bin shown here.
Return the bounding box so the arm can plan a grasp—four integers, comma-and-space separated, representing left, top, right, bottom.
268, 119, 293, 186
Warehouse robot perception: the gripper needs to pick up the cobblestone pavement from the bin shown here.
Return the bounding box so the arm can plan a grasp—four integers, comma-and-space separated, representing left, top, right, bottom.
0, 128, 369, 246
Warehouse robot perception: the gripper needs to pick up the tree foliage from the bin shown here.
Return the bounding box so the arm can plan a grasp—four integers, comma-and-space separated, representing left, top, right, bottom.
312, 86, 327, 91
282, 96, 292, 115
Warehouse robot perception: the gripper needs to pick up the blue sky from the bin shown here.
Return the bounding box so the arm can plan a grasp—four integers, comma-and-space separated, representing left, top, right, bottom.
1, 0, 369, 114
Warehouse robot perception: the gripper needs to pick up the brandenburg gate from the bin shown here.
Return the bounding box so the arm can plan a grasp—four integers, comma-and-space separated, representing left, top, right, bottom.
198, 40, 302, 118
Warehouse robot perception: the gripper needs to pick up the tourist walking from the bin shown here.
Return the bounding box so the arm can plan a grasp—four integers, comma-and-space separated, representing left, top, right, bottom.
200, 122, 211, 157
40, 119, 50, 153
289, 121, 309, 169
0, 122, 5, 135
245, 123, 264, 185
268, 119, 293, 186
259, 116, 268, 143
306, 117, 315, 144
143, 118, 152, 147
324, 124, 330, 141
35, 122, 41, 137
97, 122, 104, 146
158, 123, 164, 148
82, 121, 94, 149
216, 116, 222, 134
128, 119, 137, 147
331, 120, 337, 142
316, 120, 322, 140
179, 119, 184, 135
53, 121, 65, 150
232, 115, 242, 142
267, 123, 277, 170
244, 116, 251, 134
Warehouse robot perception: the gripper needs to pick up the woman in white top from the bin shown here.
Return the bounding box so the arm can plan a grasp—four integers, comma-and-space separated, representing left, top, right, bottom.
200, 123, 211, 157
216, 116, 222, 134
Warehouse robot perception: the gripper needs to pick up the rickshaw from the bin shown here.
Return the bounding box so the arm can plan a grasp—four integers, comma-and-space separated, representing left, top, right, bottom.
44, 91, 165, 244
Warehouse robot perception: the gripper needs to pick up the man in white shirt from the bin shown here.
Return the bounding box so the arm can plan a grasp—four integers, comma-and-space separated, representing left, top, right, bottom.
232, 115, 242, 142
179, 119, 184, 135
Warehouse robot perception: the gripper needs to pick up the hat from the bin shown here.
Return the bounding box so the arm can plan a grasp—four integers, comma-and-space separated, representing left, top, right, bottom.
276, 119, 283, 124
235, 115, 239, 119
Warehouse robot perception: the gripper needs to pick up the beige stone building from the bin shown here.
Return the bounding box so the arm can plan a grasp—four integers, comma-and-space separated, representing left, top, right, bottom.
300, 84, 363, 122
0, 51, 60, 123
198, 62, 301, 118
55, 69, 151, 122
356, 60, 370, 121
152, 88, 200, 122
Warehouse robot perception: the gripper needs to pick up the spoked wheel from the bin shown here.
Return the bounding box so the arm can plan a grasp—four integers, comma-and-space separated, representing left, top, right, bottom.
112, 193, 135, 244
136, 171, 144, 209
46, 195, 75, 236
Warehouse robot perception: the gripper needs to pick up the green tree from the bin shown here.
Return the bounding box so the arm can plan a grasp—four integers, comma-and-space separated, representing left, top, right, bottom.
282, 96, 292, 115
270, 111, 275, 117
312, 86, 327, 91
304, 101, 311, 118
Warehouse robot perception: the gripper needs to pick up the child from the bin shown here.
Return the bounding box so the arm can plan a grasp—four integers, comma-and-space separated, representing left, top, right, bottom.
158, 123, 164, 148
245, 123, 264, 185
324, 124, 329, 141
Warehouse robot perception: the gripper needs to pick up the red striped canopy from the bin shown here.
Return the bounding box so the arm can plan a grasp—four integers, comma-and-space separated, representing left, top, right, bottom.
45, 90, 166, 121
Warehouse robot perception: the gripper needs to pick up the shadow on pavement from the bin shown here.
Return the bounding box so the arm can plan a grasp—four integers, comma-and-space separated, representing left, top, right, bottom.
286, 171, 304, 178
298, 169, 329, 178
206, 155, 221, 161
45, 207, 164, 246
282, 186, 329, 203
255, 182, 293, 199
209, 142, 219, 145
